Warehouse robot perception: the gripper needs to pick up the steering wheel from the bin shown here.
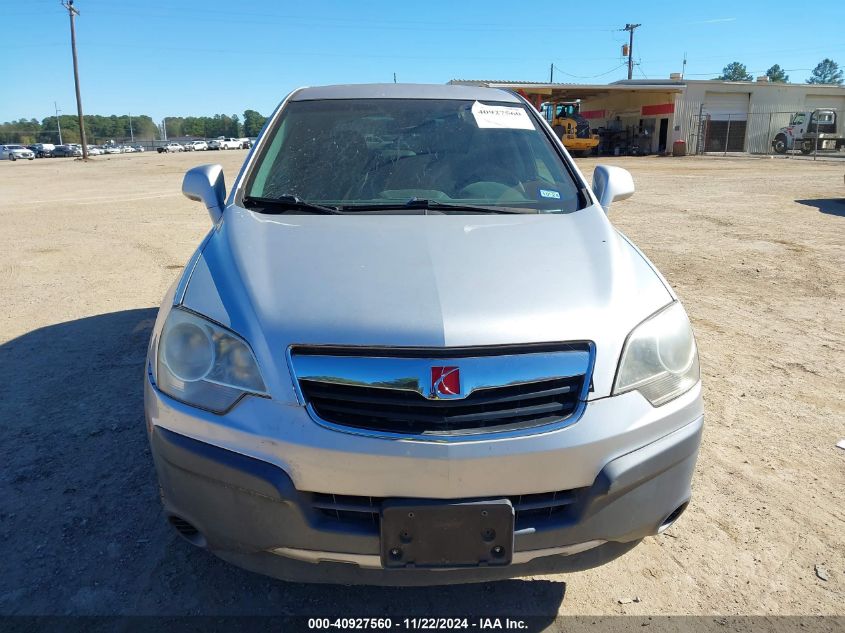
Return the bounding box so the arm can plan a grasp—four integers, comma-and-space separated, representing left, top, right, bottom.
453, 165, 517, 193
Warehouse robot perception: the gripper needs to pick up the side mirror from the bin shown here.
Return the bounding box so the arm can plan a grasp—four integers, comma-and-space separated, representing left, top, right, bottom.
592, 165, 635, 213
182, 164, 226, 223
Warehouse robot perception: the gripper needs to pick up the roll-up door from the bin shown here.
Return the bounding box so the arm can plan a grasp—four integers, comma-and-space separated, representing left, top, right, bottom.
703, 91, 750, 151
805, 95, 845, 113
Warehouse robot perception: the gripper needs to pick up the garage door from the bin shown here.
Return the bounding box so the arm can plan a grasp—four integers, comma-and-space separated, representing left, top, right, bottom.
703, 92, 749, 151
805, 95, 845, 112
703, 92, 750, 120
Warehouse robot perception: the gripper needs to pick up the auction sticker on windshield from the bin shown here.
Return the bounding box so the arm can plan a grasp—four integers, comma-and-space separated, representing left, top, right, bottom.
471, 101, 534, 130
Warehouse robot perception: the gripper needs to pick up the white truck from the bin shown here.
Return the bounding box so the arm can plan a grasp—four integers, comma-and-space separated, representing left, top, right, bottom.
210, 137, 241, 150
772, 109, 845, 154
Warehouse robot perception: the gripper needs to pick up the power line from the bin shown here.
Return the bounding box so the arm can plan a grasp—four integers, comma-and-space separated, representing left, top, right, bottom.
551, 63, 628, 80
676, 67, 813, 77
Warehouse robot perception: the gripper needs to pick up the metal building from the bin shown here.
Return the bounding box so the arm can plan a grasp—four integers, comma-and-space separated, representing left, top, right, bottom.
450, 78, 845, 155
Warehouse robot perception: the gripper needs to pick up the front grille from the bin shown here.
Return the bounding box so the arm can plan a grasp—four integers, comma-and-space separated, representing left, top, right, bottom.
312, 490, 583, 532
300, 376, 583, 435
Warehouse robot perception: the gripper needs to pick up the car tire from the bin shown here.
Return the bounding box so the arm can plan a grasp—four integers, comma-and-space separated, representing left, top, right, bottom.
9, 153, 16, 161
772, 135, 787, 154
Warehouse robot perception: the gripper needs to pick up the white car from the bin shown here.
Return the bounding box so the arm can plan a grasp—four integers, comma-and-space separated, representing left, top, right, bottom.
104, 146, 122, 155
134, 145, 146, 153
1, 144, 35, 161
158, 142, 185, 153
189, 140, 208, 151
87, 146, 104, 156
122, 146, 136, 153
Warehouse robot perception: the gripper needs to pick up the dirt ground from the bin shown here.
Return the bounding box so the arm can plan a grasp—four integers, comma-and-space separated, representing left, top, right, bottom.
0, 151, 842, 617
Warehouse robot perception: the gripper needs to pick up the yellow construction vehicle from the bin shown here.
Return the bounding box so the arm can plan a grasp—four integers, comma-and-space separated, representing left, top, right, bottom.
542, 101, 600, 157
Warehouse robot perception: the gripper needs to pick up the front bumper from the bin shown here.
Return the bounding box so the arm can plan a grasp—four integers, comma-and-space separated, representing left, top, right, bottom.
147, 377, 703, 585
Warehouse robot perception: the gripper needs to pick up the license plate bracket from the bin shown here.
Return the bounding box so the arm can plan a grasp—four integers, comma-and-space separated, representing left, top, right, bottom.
380, 500, 514, 568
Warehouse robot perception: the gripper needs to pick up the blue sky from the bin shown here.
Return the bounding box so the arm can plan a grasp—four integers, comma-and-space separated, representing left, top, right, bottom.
1, 0, 843, 122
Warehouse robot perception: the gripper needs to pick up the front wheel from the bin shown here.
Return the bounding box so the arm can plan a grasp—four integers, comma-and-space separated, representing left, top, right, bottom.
9, 153, 16, 161
772, 135, 787, 154
800, 141, 814, 155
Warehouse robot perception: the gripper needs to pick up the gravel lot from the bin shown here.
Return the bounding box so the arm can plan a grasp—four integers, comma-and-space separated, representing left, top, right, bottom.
0, 152, 842, 617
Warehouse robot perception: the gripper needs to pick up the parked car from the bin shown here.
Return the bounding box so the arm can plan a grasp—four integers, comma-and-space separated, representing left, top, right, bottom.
87, 145, 104, 156
147, 83, 703, 586
121, 145, 135, 153
157, 142, 185, 153
104, 145, 122, 155
50, 144, 82, 158
0, 144, 35, 160
189, 140, 208, 151
30, 143, 55, 158
134, 145, 145, 153
240, 139, 253, 149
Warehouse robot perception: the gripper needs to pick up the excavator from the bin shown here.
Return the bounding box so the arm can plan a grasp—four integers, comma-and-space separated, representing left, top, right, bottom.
542, 101, 600, 157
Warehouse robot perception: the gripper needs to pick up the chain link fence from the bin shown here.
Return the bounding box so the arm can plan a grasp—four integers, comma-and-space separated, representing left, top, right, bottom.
686, 108, 845, 159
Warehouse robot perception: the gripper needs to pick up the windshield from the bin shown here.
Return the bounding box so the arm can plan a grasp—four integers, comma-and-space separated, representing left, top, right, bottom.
245, 98, 582, 213
791, 113, 806, 125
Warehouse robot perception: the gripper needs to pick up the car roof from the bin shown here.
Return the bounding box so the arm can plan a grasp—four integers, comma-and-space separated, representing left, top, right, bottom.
289, 83, 521, 103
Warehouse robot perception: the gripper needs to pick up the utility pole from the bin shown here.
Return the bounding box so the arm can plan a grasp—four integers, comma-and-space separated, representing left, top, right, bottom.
623, 23, 641, 81
129, 112, 134, 142
62, 0, 88, 159
550, 63, 554, 83
54, 102, 63, 145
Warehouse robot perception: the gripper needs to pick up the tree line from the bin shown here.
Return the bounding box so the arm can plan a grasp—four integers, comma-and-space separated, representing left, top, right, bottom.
0, 110, 268, 145
718, 58, 843, 84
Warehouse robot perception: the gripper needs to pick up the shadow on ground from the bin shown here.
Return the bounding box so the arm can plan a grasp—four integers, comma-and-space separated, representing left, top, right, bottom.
0, 310, 566, 618
796, 198, 845, 217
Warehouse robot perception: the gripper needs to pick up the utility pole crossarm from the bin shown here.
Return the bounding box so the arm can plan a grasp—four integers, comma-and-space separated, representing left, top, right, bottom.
62, 0, 88, 159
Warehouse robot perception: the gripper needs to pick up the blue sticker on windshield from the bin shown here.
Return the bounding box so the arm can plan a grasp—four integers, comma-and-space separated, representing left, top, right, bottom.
539, 189, 561, 199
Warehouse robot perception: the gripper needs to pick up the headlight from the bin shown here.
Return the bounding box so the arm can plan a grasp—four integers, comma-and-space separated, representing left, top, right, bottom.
613, 302, 700, 406
157, 308, 267, 413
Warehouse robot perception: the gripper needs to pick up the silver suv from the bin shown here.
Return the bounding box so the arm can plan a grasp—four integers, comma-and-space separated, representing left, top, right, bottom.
145, 83, 703, 585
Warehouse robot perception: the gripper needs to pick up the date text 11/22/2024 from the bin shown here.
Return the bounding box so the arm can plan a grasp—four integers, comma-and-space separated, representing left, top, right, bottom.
307, 618, 529, 630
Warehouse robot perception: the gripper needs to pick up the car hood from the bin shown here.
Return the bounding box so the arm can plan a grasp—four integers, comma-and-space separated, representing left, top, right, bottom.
181, 204, 673, 398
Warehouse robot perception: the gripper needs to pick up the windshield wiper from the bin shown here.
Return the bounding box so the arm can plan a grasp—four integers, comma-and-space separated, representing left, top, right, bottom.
243, 195, 343, 215
342, 198, 533, 214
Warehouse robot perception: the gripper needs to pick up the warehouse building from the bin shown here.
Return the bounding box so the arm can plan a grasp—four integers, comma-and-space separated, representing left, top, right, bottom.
450, 78, 845, 155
